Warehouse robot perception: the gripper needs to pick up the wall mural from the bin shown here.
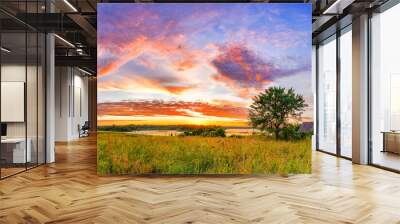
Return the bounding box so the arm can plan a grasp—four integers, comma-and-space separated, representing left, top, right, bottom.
97, 3, 312, 175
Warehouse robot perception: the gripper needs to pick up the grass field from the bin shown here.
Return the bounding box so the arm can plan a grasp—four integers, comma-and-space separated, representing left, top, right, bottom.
97, 132, 311, 175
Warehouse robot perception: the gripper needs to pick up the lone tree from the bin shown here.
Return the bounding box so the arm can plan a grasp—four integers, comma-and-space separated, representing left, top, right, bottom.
249, 87, 307, 139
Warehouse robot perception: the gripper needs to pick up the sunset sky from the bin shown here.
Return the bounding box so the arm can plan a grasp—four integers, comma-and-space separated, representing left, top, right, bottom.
97, 3, 312, 127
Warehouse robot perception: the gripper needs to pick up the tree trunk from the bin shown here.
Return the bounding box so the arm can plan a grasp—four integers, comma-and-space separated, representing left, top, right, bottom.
275, 128, 280, 140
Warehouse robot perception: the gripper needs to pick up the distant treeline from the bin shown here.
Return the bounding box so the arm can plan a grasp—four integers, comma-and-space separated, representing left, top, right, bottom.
97, 124, 249, 132
182, 126, 226, 137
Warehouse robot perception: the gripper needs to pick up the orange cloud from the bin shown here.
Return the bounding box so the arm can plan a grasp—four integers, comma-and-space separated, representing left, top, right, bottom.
98, 119, 249, 127
98, 100, 249, 120
176, 60, 196, 71
164, 85, 196, 94
99, 60, 120, 76
98, 74, 195, 95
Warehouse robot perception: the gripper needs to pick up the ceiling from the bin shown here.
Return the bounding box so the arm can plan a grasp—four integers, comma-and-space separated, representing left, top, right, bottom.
311, 0, 390, 43
1, 0, 393, 74
0, 0, 97, 73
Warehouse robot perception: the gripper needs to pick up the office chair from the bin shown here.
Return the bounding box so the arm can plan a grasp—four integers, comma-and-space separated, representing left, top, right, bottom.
79, 121, 90, 138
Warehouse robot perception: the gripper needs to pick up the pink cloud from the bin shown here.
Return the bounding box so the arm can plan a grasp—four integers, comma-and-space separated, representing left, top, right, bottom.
98, 34, 204, 77
211, 44, 309, 98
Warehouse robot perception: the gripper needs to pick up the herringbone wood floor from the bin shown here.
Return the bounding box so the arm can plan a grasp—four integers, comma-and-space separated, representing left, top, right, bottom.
1, 136, 400, 224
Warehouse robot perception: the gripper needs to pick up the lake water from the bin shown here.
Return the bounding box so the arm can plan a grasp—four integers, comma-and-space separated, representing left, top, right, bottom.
131, 128, 260, 136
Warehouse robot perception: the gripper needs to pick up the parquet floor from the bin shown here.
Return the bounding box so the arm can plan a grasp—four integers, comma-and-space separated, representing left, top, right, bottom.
1, 136, 400, 223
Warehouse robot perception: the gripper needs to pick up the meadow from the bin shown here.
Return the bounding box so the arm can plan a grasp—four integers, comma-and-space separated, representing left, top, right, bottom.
97, 132, 311, 175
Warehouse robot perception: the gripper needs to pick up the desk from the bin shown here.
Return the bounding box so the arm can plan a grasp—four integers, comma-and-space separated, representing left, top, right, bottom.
382, 131, 400, 154
1, 138, 31, 163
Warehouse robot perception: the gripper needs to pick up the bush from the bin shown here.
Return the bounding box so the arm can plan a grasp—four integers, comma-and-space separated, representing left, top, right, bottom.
279, 124, 307, 141
210, 128, 226, 137
183, 126, 226, 137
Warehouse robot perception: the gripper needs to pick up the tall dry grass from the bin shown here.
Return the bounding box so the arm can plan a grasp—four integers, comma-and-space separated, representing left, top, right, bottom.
97, 132, 311, 175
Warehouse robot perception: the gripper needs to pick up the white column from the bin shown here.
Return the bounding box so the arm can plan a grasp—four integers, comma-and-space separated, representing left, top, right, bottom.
352, 14, 369, 164
312, 45, 317, 151
46, 32, 55, 163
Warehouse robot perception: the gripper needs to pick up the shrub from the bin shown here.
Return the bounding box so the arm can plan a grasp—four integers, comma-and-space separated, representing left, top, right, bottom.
183, 126, 226, 137
279, 124, 306, 141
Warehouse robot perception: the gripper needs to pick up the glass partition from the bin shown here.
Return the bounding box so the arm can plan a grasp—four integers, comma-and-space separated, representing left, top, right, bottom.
317, 35, 337, 154
0, 1, 46, 179
1, 30, 28, 177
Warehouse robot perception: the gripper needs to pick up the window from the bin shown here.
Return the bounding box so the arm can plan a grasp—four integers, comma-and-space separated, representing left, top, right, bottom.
339, 27, 352, 158
317, 35, 337, 154
370, 3, 400, 171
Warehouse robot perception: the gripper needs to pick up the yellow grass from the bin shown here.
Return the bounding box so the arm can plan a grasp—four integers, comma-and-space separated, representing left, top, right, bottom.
97, 132, 311, 175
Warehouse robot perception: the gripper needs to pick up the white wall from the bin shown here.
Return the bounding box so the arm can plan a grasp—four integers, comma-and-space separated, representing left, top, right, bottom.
1, 65, 26, 138
71, 72, 89, 138
55, 67, 70, 141
55, 67, 89, 141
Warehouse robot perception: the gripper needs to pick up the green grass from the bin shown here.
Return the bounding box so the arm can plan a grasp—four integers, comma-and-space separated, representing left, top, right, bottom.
97, 132, 311, 175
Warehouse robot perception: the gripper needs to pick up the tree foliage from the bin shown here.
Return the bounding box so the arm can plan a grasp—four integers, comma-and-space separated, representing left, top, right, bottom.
249, 87, 307, 139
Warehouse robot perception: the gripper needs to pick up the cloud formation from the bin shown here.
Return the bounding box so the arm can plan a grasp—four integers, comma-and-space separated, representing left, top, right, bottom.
211, 44, 310, 98
98, 100, 248, 120
98, 35, 203, 77
98, 73, 196, 95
